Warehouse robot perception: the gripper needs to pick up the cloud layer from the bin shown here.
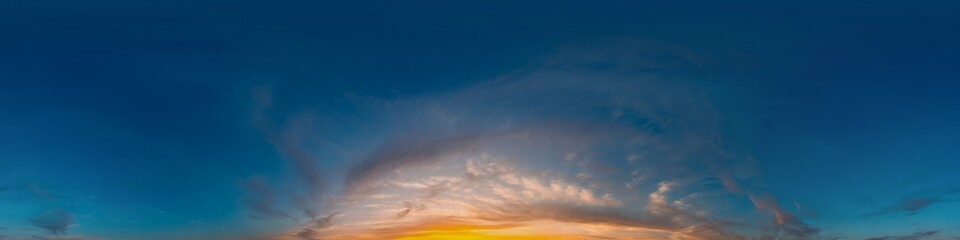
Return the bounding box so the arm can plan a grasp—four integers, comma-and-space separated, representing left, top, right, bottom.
242, 42, 826, 240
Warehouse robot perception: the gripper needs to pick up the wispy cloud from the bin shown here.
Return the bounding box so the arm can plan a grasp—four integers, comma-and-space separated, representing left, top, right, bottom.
749, 193, 818, 238
394, 201, 424, 219
865, 187, 960, 218
239, 176, 294, 220
28, 236, 91, 240
865, 230, 940, 240
344, 133, 488, 198
242, 87, 346, 238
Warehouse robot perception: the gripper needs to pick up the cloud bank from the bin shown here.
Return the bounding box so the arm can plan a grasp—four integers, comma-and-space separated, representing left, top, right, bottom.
245, 41, 818, 240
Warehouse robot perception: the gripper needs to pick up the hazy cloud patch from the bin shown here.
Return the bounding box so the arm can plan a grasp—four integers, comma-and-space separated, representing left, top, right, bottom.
30, 208, 73, 235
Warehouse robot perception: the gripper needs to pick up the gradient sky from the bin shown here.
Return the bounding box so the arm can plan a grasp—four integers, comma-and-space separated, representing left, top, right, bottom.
2, 1, 960, 240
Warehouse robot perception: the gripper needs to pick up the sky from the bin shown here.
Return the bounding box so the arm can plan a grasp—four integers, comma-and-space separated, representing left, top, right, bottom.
1, 1, 959, 240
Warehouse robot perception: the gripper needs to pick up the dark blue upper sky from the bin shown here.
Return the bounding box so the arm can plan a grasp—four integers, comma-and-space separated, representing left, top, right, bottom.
1, 1, 959, 240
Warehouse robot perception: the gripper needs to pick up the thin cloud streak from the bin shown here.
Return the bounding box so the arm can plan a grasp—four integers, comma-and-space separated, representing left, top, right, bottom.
239, 176, 294, 220
865, 187, 960, 218
864, 230, 940, 240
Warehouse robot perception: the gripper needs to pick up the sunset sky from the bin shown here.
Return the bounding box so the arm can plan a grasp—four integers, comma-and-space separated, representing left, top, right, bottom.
2, 1, 960, 240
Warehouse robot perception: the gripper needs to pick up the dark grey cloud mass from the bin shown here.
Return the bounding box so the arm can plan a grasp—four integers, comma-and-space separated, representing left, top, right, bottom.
29, 209, 72, 235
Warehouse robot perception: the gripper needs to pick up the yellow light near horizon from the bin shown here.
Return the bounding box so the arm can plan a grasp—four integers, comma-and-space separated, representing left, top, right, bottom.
393, 232, 562, 240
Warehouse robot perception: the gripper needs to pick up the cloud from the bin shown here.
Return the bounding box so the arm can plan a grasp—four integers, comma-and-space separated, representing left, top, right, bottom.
292, 227, 317, 240
395, 201, 425, 219
246, 87, 334, 225
865, 230, 940, 240
27, 183, 53, 200
866, 197, 937, 218
748, 193, 818, 238
278, 115, 327, 193
463, 196, 734, 240
26, 236, 91, 240
374, 160, 739, 239
344, 133, 488, 198
310, 212, 338, 229
30, 208, 73, 235
0, 183, 61, 201
239, 176, 294, 220
249, 40, 811, 240
296, 217, 527, 240
865, 187, 960, 218
28, 236, 90, 240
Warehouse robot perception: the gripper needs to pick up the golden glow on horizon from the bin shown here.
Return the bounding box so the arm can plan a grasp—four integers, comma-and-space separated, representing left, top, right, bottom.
291, 158, 702, 240
389, 222, 578, 240
393, 231, 569, 240
288, 217, 692, 240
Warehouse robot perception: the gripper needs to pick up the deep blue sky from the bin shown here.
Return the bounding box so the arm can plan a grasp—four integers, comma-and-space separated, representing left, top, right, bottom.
1, 1, 959, 240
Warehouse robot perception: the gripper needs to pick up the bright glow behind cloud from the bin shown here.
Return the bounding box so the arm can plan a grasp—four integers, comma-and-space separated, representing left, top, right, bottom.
248, 44, 815, 240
